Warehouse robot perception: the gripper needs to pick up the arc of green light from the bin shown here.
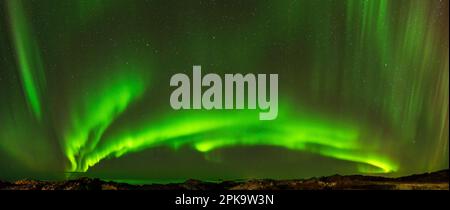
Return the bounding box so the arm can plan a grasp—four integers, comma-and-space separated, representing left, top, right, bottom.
64, 71, 146, 172
74, 110, 398, 173
7, 0, 45, 120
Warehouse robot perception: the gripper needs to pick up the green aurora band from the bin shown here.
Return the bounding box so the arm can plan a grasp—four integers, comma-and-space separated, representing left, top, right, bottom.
74, 108, 398, 173
63, 69, 147, 172
6, 0, 46, 121
0, 0, 447, 180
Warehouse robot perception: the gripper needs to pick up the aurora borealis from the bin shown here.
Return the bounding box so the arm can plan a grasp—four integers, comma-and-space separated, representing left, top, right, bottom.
0, 0, 448, 182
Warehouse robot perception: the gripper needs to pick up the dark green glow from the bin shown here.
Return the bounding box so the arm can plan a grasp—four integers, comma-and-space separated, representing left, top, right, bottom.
0, 0, 447, 180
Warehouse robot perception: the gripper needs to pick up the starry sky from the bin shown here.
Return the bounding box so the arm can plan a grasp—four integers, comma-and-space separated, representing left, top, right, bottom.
0, 0, 448, 182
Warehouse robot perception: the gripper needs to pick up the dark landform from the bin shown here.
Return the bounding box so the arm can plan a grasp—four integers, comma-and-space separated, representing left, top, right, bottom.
1, 169, 448, 190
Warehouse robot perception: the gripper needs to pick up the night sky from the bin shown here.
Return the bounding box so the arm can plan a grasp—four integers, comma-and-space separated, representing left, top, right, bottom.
0, 0, 448, 182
